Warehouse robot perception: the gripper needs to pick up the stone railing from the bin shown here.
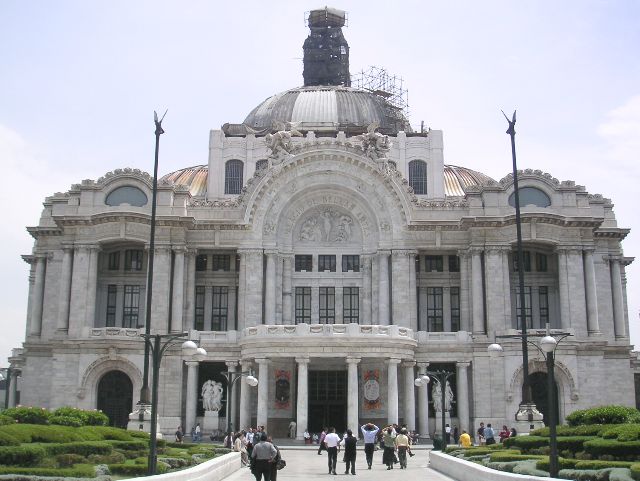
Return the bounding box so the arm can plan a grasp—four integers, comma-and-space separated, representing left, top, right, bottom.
243, 323, 414, 339
86, 327, 141, 338
128, 451, 240, 481
416, 331, 473, 343
430, 451, 552, 481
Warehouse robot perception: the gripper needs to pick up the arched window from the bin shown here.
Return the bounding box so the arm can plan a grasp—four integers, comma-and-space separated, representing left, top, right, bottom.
508, 187, 551, 208
255, 159, 268, 172
409, 160, 428, 195
105, 186, 148, 207
224, 160, 244, 195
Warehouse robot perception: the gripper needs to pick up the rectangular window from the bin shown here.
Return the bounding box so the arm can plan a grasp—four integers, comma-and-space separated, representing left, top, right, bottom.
318, 255, 336, 272
319, 287, 335, 324
450, 287, 460, 332
536, 253, 548, 272
295, 255, 313, 272
124, 250, 143, 271
341, 255, 360, 272
212, 255, 231, 271
448, 255, 460, 272
235, 254, 240, 272
343, 287, 360, 324
211, 286, 228, 331
106, 285, 117, 326
427, 287, 444, 331
425, 255, 444, 272
513, 251, 531, 272
108, 252, 120, 271
122, 285, 140, 328
195, 286, 205, 331
515, 286, 533, 329
539, 286, 549, 326
195, 254, 208, 271
295, 287, 311, 323
415, 256, 420, 273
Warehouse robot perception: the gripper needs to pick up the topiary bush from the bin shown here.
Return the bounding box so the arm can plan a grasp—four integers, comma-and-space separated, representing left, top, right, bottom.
2, 406, 51, 424
584, 439, 640, 459
0, 414, 15, 426
0, 431, 20, 446
630, 463, 640, 480
55, 453, 87, 467
108, 462, 169, 475
503, 435, 550, 452
567, 406, 640, 427
602, 425, 640, 442
575, 460, 634, 469
51, 406, 109, 427
49, 415, 84, 427
489, 452, 544, 462
536, 456, 579, 471
531, 425, 605, 437
0, 464, 96, 477
0, 445, 47, 465
557, 436, 599, 454
45, 441, 113, 457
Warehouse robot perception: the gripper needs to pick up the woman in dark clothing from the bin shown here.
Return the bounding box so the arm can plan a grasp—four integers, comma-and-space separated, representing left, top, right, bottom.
267, 436, 281, 481
382, 427, 396, 470
341, 429, 357, 475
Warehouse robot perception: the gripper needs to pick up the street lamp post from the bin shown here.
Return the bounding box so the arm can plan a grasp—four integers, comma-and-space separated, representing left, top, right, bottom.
488, 324, 571, 478
220, 369, 258, 436
142, 333, 206, 475
415, 369, 455, 451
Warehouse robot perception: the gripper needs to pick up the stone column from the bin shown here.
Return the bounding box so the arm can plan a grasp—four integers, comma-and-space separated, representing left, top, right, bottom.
7, 370, 19, 408
295, 357, 309, 440
151, 247, 172, 331
347, 357, 360, 433
484, 247, 509, 333
361, 255, 373, 324
68, 246, 90, 336
567, 249, 588, 335
225, 361, 238, 431
456, 361, 470, 433
610, 258, 626, 339
417, 362, 430, 438
471, 249, 484, 334
583, 249, 600, 334
409, 252, 418, 332
557, 249, 570, 329
184, 250, 196, 331
458, 251, 471, 332
264, 250, 277, 325
282, 255, 293, 324
256, 358, 270, 429
185, 361, 199, 436
237, 251, 246, 329
29, 255, 47, 336
57, 247, 73, 331
501, 249, 512, 327
387, 358, 400, 425
239, 360, 253, 430
403, 361, 416, 431
242, 250, 264, 327
171, 248, 186, 332
378, 250, 391, 325
392, 250, 411, 327
85, 246, 100, 328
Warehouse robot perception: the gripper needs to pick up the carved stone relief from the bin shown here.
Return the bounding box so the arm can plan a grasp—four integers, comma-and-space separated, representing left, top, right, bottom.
297, 207, 358, 244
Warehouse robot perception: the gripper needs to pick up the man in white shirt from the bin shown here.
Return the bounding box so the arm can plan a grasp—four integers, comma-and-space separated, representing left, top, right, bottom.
323, 427, 341, 475
360, 423, 380, 469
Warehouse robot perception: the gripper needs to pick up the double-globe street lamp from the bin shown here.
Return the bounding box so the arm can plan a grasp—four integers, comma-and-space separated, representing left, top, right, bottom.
143, 333, 207, 475
221, 369, 258, 436
415, 369, 455, 451
488, 324, 571, 478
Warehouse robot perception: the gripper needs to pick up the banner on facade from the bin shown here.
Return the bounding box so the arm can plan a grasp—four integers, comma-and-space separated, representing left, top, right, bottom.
275, 369, 291, 409
363, 369, 381, 410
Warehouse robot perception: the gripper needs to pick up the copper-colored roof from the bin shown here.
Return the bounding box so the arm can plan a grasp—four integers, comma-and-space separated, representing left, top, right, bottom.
161, 164, 494, 198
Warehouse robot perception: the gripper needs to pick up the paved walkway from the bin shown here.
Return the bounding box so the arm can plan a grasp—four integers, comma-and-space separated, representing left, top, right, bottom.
223, 448, 455, 480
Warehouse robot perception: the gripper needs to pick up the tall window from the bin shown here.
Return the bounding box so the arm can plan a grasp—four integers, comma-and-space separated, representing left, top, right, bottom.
295, 287, 311, 323
212, 286, 228, 331
124, 250, 143, 271
295, 255, 313, 272
108, 252, 120, 270
409, 160, 428, 195
539, 286, 549, 326
450, 287, 460, 332
106, 285, 117, 327
448, 255, 460, 272
513, 251, 532, 272
427, 287, 443, 331
318, 255, 336, 272
319, 287, 335, 324
535, 253, 548, 272
212, 255, 231, 271
343, 287, 359, 323
342, 255, 360, 272
515, 286, 532, 329
224, 159, 244, 195
425, 255, 444, 272
123, 285, 140, 328
194, 287, 205, 331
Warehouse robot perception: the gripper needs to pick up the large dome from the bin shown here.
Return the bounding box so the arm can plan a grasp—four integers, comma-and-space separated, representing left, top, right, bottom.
242, 85, 413, 135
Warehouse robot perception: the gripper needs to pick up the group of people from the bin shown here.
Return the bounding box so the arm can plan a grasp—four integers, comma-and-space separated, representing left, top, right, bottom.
464, 422, 517, 447
227, 426, 283, 481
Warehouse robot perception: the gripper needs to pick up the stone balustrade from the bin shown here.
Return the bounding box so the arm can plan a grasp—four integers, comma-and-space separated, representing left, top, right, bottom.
243, 322, 414, 339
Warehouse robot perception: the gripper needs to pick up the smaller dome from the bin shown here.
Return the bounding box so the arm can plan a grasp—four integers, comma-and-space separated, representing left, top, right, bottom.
161, 165, 208, 196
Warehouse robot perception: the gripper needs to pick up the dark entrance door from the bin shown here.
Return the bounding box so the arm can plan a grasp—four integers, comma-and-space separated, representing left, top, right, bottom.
525, 371, 558, 425
97, 371, 133, 428
308, 370, 347, 434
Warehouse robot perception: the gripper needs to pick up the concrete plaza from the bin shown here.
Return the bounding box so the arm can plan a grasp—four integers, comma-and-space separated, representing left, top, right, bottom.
223, 447, 455, 480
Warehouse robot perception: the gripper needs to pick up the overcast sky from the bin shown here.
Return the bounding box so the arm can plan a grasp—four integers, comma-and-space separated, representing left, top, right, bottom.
1, 1, 638, 364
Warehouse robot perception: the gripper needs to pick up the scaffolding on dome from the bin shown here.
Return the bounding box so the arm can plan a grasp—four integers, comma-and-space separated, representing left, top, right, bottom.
351, 66, 410, 119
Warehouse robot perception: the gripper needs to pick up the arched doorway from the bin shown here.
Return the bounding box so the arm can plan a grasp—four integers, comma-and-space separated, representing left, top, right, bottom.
97, 371, 133, 428
524, 372, 558, 425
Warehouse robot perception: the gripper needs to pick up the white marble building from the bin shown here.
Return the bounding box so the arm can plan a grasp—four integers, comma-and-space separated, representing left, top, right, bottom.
9, 7, 635, 438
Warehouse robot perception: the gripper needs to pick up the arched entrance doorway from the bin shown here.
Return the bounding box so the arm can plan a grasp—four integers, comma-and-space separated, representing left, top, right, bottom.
524, 372, 558, 425
97, 371, 133, 428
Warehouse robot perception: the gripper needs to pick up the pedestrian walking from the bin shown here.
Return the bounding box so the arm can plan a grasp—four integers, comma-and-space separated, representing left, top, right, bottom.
250, 432, 277, 481
340, 429, 357, 475
360, 423, 380, 470
395, 428, 411, 469
323, 427, 341, 475
382, 427, 396, 470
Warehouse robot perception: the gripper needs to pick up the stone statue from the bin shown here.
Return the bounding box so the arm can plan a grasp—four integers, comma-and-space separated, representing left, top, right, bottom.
202, 380, 224, 412
265, 121, 303, 165
445, 380, 454, 412
357, 123, 392, 167
432, 380, 454, 412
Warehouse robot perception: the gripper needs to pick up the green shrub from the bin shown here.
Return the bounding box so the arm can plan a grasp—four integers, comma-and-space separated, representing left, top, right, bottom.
159, 456, 191, 468
45, 441, 113, 457
0, 431, 20, 446
557, 436, 599, 453
568, 406, 640, 427
584, 439, 640, 458
489, 452, 545, 462
2, 406, 50, 424
0, 464, 96, 477
512, 459, 550, 477
602, 425, 640, 442
558, 468, 604, 481
49, 414, 84, 427
0, 445, 47, 465
536, 457, 579, 471
575, 460, 634, 469
532, 425, 605, 437
107, 439, 148, 451
486, 460, 522, 473
630, 463, 640, 480
108, 462, 168, 475
87, 451, 127, 464
0, 414, 15, 426
51, 406, 109, 427
503, 435, 550, 452
56, 452, 87, 467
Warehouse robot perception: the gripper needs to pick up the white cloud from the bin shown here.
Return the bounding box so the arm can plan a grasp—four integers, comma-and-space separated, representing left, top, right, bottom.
597, 95, 640, 166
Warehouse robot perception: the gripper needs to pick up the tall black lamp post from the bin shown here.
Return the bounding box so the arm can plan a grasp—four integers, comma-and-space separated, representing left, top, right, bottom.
488, 325, 571, 478
415, 369, 455, 451
220, 368, 258, 435
143, 333, 206, 475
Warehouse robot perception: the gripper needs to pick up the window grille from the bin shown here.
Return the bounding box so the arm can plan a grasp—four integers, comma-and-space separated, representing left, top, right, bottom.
106, 285, 117, 326
425, 255, 444, 272
212, 255, 231, 271
212, 286, 228, 331
123, 285, 140, 328
427, 287, 443, 331
343, 287, 359, 323
194, 286, 205, 331
319, 287, 335, 324
124, 250, 143, 271
450, 287, 460, 331
295, 287, 311, 323
224, 160, 244, 195
295, 255, 313, 272
341, 255, 360, 272
196, 255, 208, 271
318, 255, 336, 272
108, 252, 120, 270
409, 160, 428, 195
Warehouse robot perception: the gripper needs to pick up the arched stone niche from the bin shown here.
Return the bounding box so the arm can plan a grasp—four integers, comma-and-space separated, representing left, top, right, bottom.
77, 356, 142, 410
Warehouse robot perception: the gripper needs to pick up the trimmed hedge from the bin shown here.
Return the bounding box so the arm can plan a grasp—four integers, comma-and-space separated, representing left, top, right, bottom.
49, 415, 84, 427
0, 464, 96, 477
45, 441, 113, 457
108, 462, 168, 475
503, 435, 550, 451
107, 440, 148, 451
584, 439, 640, 458
536, 457, 579, 471
630, 463, 640, 480
0, 445, 47, 465
557, 436, 598, 453
52, 407, 109, 426
531, 425, 605, 437
55, 453, 87, 467
602, 425, 640, 442
489, 452, 545, 462
2, 406, 51, 424
0, 431, 20, 446
567, 406, 640, 427
575, 460, 634, 469
0, 414, 15, 426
